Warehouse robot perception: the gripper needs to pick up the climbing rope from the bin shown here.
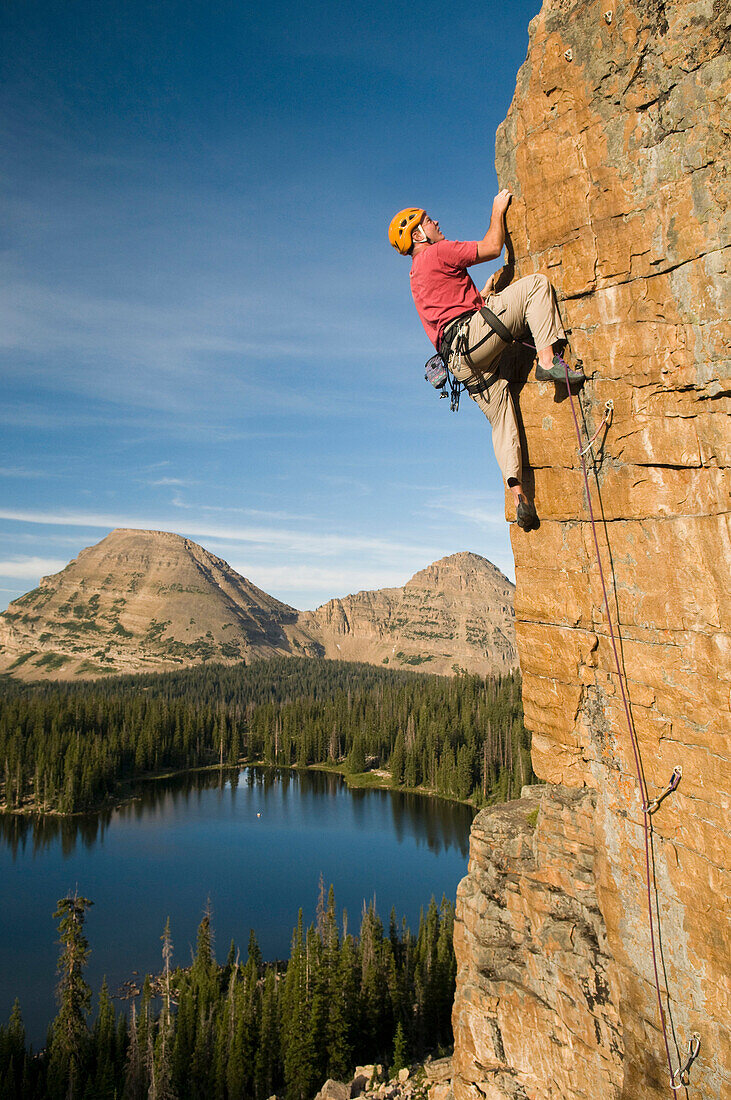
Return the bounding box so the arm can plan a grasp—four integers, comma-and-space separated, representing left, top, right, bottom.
561, 363, 698, 1094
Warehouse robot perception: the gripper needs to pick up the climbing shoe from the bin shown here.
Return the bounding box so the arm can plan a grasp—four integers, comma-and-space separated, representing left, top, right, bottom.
516, 497, 539, 531
535, 354, 586, 385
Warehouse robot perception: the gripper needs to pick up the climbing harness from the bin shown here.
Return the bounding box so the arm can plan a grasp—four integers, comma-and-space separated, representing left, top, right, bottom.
644, 765, 683, 816
423, 310, 476, 412
562, 360, 701, 1093
465, 304, 518, 355
425, 305, 536, 413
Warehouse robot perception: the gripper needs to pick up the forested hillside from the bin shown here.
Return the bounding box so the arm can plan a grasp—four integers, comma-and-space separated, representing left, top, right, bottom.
0, 658, 531, 814
0, 884, 455, 1100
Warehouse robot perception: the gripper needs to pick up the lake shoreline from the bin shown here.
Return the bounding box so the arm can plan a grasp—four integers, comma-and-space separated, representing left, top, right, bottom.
1, 748, 475, 1052
0, 758, 483, 820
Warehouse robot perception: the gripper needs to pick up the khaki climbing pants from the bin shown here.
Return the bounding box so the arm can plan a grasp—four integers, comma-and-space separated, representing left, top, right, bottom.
449, 273, 566, 485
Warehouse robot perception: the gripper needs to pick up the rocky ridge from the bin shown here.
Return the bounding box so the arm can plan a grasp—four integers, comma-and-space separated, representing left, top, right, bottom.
452, 1, 729, 1099
0, 531, 517, 681
300, 553, 516, 677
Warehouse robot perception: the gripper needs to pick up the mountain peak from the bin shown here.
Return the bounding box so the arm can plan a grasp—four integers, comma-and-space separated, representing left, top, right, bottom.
301, 552, 516, 677
0, 528, 315, 680
0, 531, 516, 680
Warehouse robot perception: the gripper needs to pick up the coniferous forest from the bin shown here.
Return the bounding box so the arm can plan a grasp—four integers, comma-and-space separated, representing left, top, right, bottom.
0, 658, 533, 1098
0, 658, 532, 815
0, 885, 456, 1100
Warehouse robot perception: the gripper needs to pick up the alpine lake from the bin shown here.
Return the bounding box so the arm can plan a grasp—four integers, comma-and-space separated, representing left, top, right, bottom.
0, 766, 475, 1046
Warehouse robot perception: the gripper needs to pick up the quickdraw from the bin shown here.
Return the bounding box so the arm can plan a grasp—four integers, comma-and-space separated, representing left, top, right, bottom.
670, 1033, 701, 1091
644, 765, 683, 815
579, 400, 613, 457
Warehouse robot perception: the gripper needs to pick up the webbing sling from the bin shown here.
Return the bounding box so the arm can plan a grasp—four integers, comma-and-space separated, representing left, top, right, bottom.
465, 305, 515, 360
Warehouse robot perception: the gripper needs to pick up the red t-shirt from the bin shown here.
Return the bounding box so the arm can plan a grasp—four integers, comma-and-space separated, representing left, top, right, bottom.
410, 240, 483, 348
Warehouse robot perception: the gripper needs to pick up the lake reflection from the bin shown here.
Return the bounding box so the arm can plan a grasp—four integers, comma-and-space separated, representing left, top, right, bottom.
1, 767, 474, 1046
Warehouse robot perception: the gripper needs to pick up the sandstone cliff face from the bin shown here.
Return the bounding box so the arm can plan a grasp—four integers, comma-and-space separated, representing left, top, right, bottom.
301, 552, 517, 677
455, 787, 623, 1100
0, 534, 516, 680
453, 1, 729, 1098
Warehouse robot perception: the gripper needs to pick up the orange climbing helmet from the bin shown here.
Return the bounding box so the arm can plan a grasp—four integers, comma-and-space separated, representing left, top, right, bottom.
388, 207, 426, 254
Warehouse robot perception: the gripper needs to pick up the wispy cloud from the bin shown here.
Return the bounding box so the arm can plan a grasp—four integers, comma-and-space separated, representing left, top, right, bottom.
168, 497, 314, 522
0, 508, 429, 559
0, 279, 372, 420
0, 266, 407, 370
425, 491, 508, 529
0, 531, 93, 550
0, 557, 67, 579
147, 477, 199, 487
221, 561, 412, 605
0, 466, 55, 479
0, 401, 320, 441
0, 405, 123, 431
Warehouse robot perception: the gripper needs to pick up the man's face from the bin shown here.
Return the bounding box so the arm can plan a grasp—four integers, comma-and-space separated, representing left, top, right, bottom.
420, 214, 445, 244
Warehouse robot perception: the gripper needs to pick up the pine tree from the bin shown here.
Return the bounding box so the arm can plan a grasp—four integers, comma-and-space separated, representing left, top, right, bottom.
219, 964, 243, 1100
171, 979, 195, 1095
90, 978, 117, 1099
390, 1020, 408, 1075
188, 903, 218, 1098
122, 1002, 146, 1100
136, 975, 153, 1078
152, 920, 176, 1100
281, 911, 316, 1100
190, 900, 217, 1014
455, 744, 473, 801
247, 928, 262, 971
345, 738, 365, 775
306, 923, 327, 1087
358, 903, 392, 1060
47, 892, 94, 1100
404, 747, 419, 788
326, 934, 357, 1080
255, 968, 280, 1100
0, 999, 27, 1099
389, 732, 405, 786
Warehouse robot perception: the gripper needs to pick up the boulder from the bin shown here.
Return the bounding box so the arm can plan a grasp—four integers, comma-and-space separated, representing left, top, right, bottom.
351, 1066, 382, 1098
423, 1057, 452, 1085
314, 1082, 351, 1100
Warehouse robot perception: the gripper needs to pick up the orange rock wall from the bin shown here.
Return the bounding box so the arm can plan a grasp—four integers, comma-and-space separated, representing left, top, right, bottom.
454, 787, 624, 1100
453, 1, 729, 1097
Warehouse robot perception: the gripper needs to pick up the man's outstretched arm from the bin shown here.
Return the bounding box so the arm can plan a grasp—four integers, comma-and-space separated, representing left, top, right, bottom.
474, 188, 512, 262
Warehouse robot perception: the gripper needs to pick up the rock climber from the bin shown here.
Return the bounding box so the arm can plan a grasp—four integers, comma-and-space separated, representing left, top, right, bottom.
388, 191, 586, 530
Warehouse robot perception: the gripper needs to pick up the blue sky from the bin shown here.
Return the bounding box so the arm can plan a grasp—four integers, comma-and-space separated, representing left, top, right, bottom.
1, 0, 541, 612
